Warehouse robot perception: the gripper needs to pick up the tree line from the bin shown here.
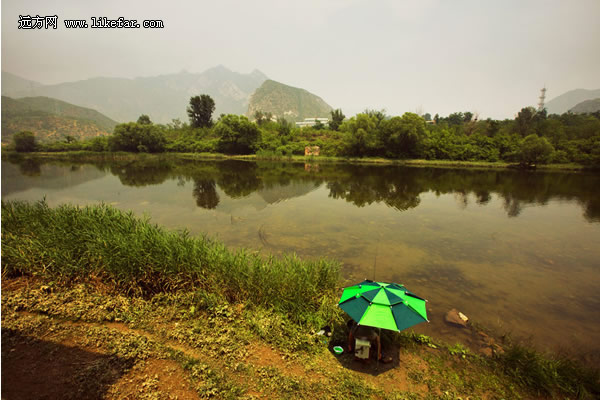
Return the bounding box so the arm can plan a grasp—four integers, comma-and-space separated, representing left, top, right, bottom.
11, 95, 600, 166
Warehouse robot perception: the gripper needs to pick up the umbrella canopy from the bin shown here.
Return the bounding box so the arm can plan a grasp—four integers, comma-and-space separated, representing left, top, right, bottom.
339, 280, 428, 332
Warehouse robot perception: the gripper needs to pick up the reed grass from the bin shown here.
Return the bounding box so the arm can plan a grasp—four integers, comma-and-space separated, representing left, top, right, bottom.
498, 343, 600, 397
1, 200, 340, 327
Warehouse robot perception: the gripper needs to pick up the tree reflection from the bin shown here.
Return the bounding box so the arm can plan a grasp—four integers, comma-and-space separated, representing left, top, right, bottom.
18, 158, 42, 177
109, 161, 172, 187
326, 165, 423, 211
216, 161, 262, 198
475, 191, 492, 205
192, 179, 219, 209
6, 156, 598, 222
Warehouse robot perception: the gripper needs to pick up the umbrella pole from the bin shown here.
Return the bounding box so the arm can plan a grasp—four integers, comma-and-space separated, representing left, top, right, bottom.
376, 327, 381, 371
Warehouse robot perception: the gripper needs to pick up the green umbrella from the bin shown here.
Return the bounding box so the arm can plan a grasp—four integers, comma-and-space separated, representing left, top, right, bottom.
339, 279, 428, 332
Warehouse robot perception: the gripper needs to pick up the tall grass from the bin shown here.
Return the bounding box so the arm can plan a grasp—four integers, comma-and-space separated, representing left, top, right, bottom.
1, 200, 340, 326
499, 343, 600, 398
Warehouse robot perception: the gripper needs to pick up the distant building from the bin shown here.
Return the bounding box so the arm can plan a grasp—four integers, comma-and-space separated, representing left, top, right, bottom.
295, 117, 329, 128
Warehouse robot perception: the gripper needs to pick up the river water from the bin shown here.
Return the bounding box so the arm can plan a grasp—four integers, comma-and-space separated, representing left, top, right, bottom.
2, 156, 599, 363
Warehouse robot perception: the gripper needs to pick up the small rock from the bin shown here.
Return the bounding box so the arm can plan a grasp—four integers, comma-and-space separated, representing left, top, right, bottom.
445, 309, 468, 328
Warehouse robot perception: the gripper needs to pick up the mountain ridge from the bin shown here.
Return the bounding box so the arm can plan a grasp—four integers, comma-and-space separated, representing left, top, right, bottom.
247, 79, 333, 121
2, 67, 269, 124
545, 88, 600, 115
569, 98, 600, 114
1, 96, 118, 143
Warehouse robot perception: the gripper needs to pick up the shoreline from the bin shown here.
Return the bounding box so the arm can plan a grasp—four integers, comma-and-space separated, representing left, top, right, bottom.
2, 150, 592, 171
2, 200, 599, 398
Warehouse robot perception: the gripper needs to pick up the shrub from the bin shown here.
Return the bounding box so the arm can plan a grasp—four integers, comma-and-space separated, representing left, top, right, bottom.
13, 131, 36, 152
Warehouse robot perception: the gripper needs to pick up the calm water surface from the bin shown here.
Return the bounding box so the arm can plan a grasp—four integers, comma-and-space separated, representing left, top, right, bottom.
2, 157, 599, 362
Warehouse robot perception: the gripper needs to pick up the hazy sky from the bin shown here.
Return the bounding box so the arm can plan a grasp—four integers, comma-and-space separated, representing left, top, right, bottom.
2, 0, 600, 119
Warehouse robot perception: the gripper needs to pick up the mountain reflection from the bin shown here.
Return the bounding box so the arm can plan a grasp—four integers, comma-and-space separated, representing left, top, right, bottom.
3, 157, 599, 222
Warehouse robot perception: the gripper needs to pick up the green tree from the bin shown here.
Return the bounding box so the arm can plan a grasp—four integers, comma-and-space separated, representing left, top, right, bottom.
13, 131, 36, 152
109, 123, 167, 153
329, 109, 345, 131
446, 112, 464, 126
380, 113, 426, 158
137, 114, 152, 125
86, 136, 108, 152
277, 117, 293, 136
254, 110, 265, 125
485, 119, 500, 137
187, 95, 215, 128
519, 134, 554, 167
340, 113, 379, 156
363, 109, 387, 128
215, 114, 260, 154
515, 107, 536, 137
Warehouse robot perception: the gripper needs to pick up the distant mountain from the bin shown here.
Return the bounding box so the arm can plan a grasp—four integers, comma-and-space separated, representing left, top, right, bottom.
257, 181, 320, 204
569, 98, 600, 114
545, 88, 600, 115
2, 71, 42, 94
247, 80, 332, 121
1, 96, 117, 143
1, 66, 268, 124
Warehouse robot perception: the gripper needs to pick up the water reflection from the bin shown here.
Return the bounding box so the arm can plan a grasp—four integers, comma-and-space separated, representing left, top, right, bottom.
3, 157, 600, 221
192, 179, 219, 209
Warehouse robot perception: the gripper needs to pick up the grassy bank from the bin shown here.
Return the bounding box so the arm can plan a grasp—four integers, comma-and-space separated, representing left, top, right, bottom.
2, 150, 592, 171
2, 200, 599, 398
1, 200, 340, 332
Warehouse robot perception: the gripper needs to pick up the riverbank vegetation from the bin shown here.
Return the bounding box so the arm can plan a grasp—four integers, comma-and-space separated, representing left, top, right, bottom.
2, 200, 599, 398
7, 94, 600, 168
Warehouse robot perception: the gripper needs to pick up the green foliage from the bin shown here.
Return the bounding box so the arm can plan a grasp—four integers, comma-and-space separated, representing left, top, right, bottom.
109, 122, 167, 153
136, 114, 152, 125
13, 131, 37, 152
215, 114, 260, 154
253, 110, 274, 126
84, 136, 109, 152
379, 112, 426, 158
340, 113, 379, 156
519, 134, 554, 166
499, 343, 600, 397
329, 109, 345, 131
276, 117, 293, 136
515, 107, 537, 137
13, 101, 599, 167
1, 200, 340, 329
187, 95, 215, 128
